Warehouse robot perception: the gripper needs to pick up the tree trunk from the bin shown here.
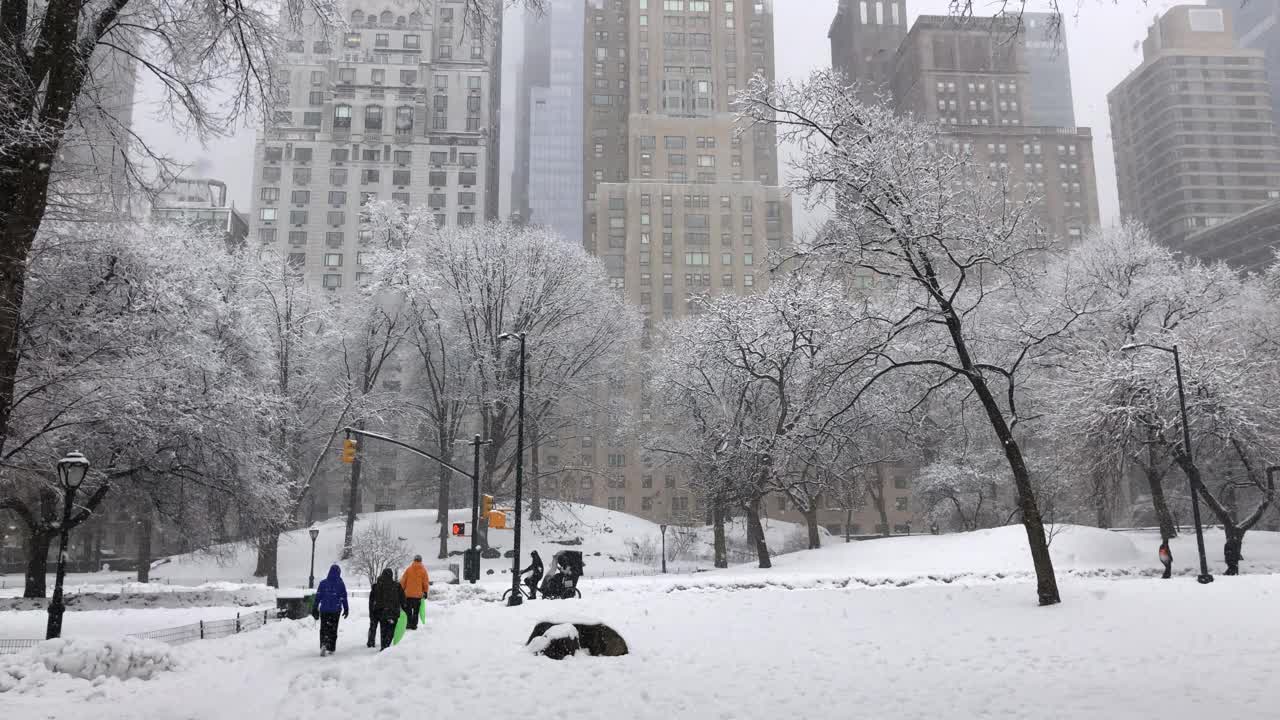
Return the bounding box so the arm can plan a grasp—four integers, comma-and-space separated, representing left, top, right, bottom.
1093, 467, 1112, 529
339, 458, 362, 560
845, 505, 853, 543
1144, 446, 1177, 542
745, 498, 771, 569
871, 464, 890, 536
23, 531, 52, 598
136, 509, 154, 583
258, 532, 280, 588
803, 504, 820, 549
436, 460, 451, 560
968, 376, 1059, 605
712, 501, 728, 569
1224, 526, 1244, 576
340, 422, 366, 561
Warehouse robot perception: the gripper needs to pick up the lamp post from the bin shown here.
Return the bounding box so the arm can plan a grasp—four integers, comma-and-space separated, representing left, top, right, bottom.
660, 524, 667, 574
46, 451, 90, 640
1121, 342, 1213, 584
308, 526, 320, 589
498, 331, 527, 607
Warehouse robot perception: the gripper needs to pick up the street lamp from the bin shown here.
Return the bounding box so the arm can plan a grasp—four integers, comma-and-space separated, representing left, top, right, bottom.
660, 524, 668, 574
1121, 342, 1213, 584
498, 331, 527, 607
46, 451, 90, 640
308, 526, 320, 589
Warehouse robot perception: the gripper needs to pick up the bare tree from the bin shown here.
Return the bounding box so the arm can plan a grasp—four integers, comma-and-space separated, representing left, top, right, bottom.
348, 520, 410, 587
741, 71, 1108, 605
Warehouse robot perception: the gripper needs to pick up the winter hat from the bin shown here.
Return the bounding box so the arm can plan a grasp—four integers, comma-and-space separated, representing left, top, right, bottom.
413, 554, 422, 561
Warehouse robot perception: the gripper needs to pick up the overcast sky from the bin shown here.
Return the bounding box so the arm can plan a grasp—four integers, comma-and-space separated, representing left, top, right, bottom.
132, 0, 1192, 233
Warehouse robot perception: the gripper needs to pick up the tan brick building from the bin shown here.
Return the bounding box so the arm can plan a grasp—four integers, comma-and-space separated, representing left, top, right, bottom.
891, 15, 1101, 242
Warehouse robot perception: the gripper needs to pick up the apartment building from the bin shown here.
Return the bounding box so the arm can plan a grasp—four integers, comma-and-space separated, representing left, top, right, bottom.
247, 1, 496, 520
1109, 5, 1280, 255
150, 177, 249, 249
892, 15, 1100, 241
249, 3, 493, 290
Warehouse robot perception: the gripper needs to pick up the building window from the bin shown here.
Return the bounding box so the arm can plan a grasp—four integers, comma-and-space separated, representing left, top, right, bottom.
364, 105, 383, 130
608, 497, 626, 511
324, 253, 343, 267
333, 104, 352, 129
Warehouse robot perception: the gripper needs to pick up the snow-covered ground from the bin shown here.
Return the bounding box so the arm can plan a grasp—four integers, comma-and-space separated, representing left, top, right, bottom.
4, 571, 1279, 718
4, 521, 1280, 717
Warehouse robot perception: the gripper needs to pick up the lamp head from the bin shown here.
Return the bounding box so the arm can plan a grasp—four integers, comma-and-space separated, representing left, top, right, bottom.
309, 526, 320, 541
57, 451, 90, 490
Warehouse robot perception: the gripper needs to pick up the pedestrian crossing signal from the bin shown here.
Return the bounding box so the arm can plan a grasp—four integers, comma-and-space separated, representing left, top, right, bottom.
341, 438, 357, 464
451, 522, 466, 537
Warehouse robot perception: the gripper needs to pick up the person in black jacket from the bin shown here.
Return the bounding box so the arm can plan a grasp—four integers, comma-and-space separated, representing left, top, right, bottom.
521, 551, 544, 600
369, 567, 405, 650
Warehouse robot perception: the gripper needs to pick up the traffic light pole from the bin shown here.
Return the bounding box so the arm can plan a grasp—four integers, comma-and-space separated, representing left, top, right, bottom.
343, 427, 488, 583
343, 427, 473, 479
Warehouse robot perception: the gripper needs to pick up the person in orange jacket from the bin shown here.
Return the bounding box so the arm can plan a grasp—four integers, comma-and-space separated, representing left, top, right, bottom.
400, 554, 430, 630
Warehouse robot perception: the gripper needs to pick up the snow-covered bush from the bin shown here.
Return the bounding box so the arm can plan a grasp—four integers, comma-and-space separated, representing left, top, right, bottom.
0, 637, 176, 692
625, 536, 660, 566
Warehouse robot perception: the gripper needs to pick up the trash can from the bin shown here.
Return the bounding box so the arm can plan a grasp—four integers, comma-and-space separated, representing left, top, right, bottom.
448, 563, 461, 585
276, 591, 315, 620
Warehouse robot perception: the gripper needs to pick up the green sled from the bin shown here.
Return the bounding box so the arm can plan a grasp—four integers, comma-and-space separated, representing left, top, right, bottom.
392, 609, 408, 645
420, 597, 427, 624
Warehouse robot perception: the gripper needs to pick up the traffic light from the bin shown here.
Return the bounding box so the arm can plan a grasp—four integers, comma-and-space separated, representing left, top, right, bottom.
451, 522, 466, 537
341, 438, 357, 464
482, 494, 493, 516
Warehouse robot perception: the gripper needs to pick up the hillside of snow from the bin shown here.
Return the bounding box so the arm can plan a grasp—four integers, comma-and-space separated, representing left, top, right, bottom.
146, 503, 701, 589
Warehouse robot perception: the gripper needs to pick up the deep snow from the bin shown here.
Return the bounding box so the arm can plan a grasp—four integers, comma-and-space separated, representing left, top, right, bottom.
4, 572, 1279, 719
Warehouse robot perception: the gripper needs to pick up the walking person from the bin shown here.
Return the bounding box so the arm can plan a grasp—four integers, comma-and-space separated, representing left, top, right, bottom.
521, 550, 544, 600
314, 564, 349, 656
369, 568, 405, 650
400, 554, 430, 630
1159, 540, 1173, 580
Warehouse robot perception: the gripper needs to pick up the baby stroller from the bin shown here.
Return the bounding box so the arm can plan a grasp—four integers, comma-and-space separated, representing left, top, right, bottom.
538, 550, 584, 600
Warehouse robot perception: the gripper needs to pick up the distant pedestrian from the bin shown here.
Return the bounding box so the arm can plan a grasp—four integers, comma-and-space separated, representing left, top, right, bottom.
369, 568, 405, 650
1159, 541, 1172, 580
521, 551, 544, 600
314, 564, 349, 656
400, 555, 430, 630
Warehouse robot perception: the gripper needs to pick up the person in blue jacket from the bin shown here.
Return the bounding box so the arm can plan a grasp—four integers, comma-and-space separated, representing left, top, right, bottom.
313, 564, 349, 656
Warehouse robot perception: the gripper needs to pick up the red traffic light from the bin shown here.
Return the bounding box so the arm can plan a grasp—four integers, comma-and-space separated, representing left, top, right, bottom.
451, 522, 466, 537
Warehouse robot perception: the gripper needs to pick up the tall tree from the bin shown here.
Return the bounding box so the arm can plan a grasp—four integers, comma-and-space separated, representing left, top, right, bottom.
742, 71, 1104, 605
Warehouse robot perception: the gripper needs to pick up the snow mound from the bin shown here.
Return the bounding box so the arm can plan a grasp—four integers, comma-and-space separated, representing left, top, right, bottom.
769, 524, 1146, 576
0, 637, 176, 692
0, 583, 275, 611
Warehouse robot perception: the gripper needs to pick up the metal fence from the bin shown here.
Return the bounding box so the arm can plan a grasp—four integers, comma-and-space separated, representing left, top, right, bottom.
0, 609, 280, 655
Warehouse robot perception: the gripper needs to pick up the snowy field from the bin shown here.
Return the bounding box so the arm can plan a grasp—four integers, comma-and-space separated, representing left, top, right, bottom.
4, 572, 1279, 719
4, 518, 1280, 717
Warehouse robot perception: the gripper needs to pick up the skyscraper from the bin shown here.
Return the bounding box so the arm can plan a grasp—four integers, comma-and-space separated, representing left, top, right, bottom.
521, 0, 584, 242
249, 4, 495, 292
1109, 5, 1280, 254
828, 0, 908, 105
891, 15, 1100, 243
1020, 12, 1076, 127
554, 0, 792, 522
1209, 0, 1280, 128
